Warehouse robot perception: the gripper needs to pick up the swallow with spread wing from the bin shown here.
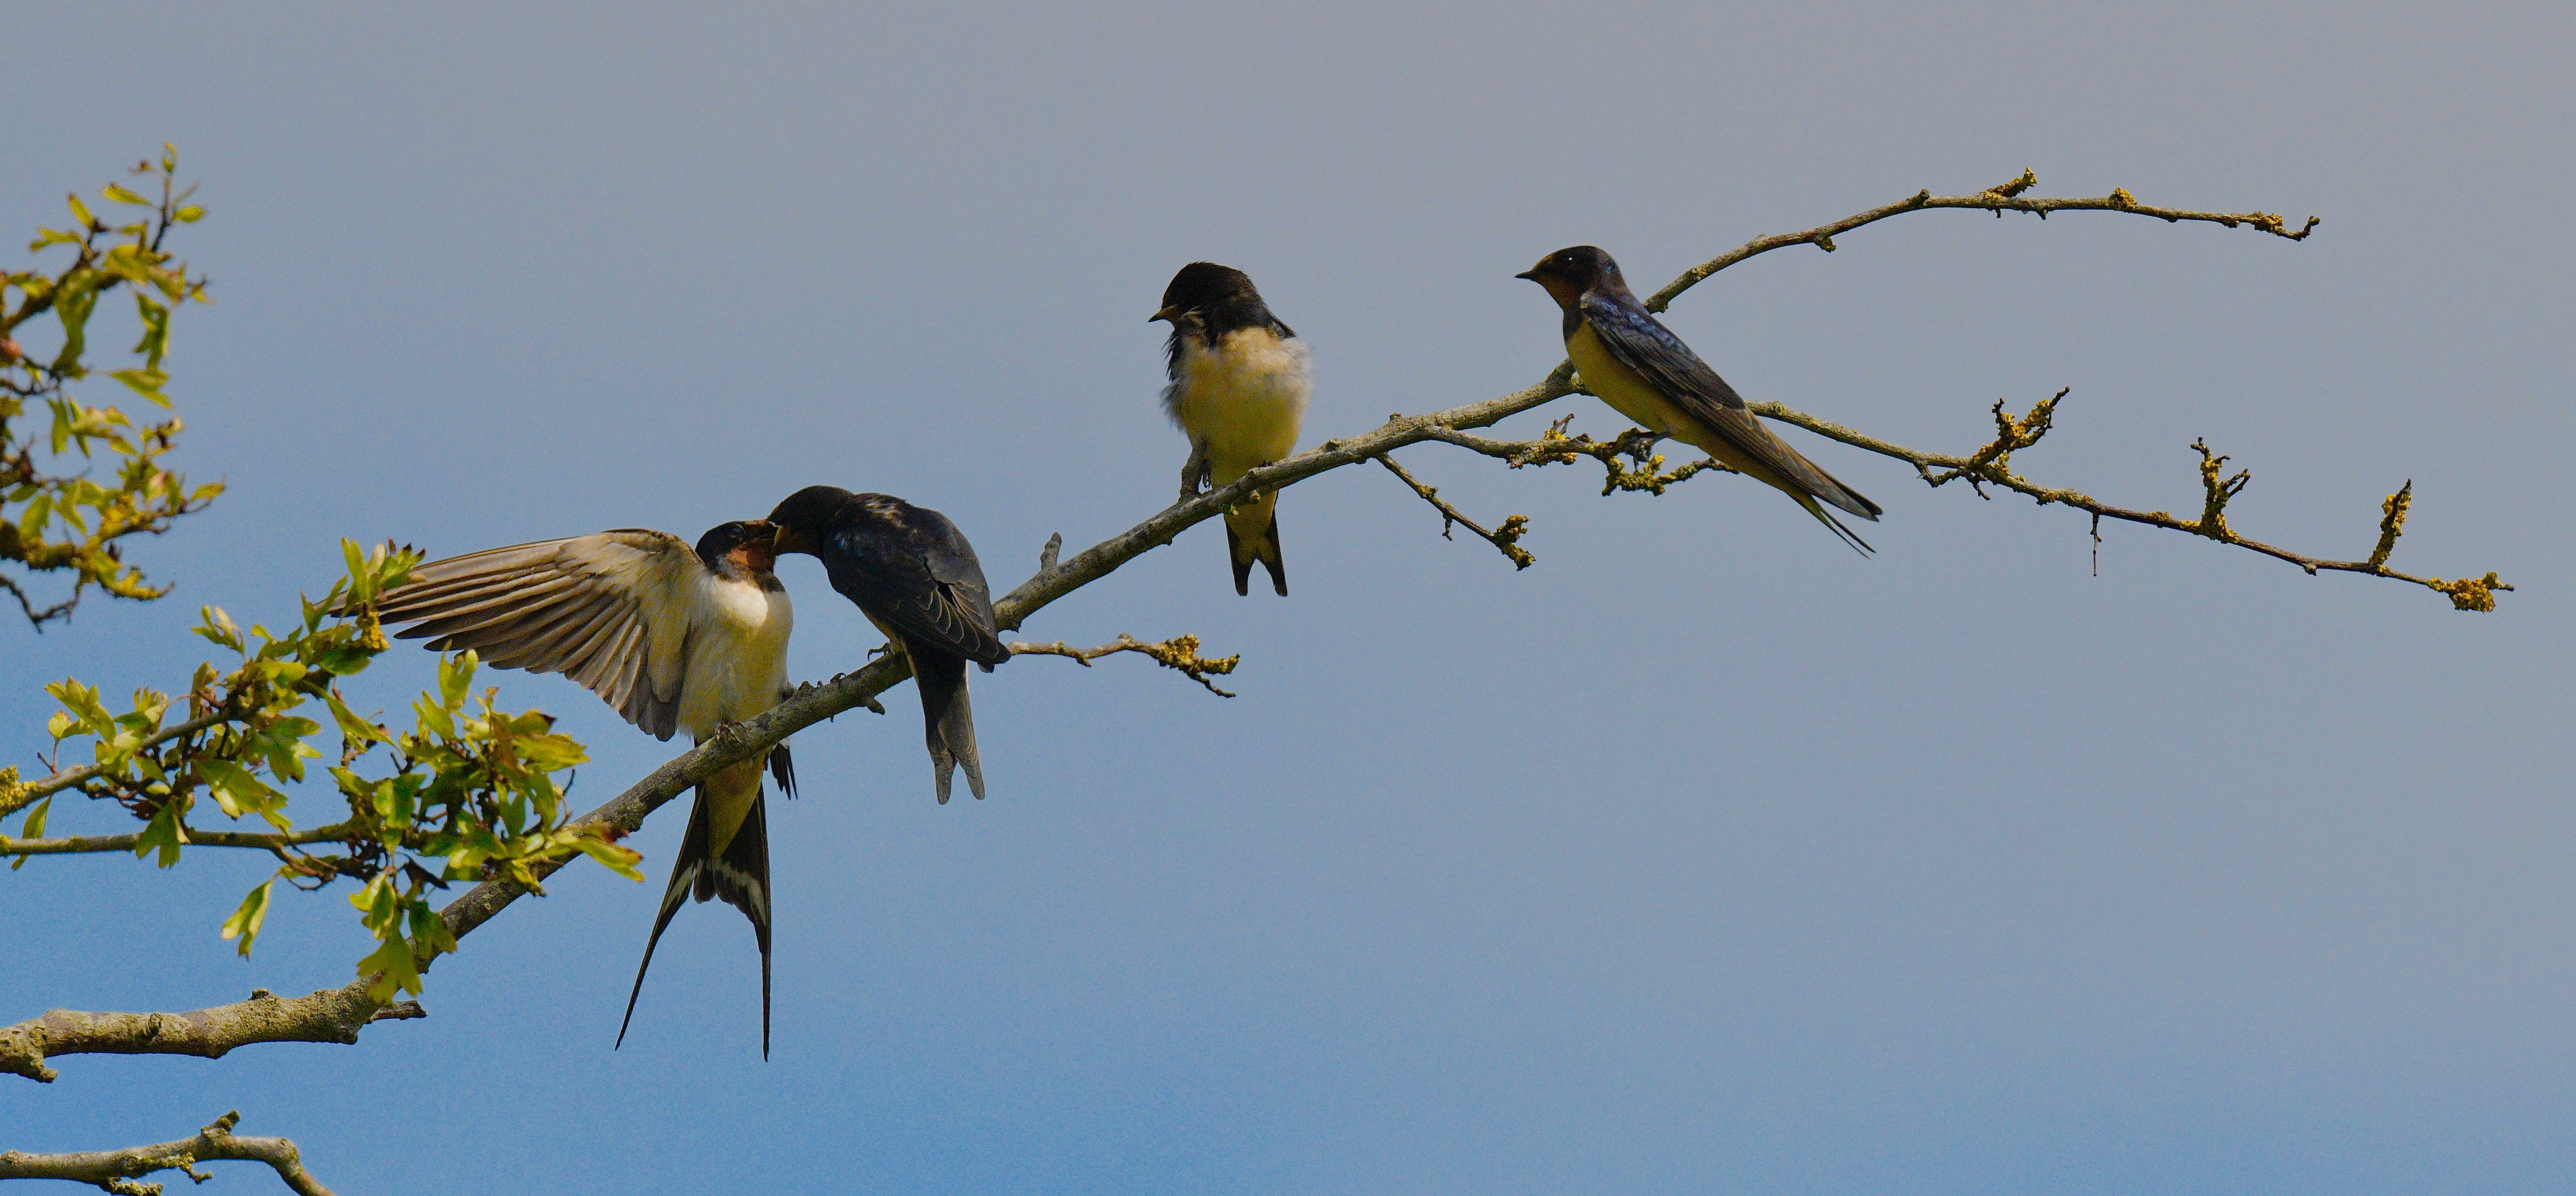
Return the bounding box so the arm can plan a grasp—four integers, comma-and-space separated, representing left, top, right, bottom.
373, 521, 795, 1057
1153, 262, 1310, 595
767, 486, 1011, 803
1517, 245, 1882, 554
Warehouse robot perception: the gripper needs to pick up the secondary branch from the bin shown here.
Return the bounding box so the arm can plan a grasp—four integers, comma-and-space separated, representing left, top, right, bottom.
0, 1110, 335, 1196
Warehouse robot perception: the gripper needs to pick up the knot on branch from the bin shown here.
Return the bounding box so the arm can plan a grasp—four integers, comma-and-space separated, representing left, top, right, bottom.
1980, 168, 2039, 208
2367, 481, 2412, 570
2244, 211, 2323, 240
2427, 571, 2512, 612
2190, 437, 2250, 541
1006, 633, 1241, 697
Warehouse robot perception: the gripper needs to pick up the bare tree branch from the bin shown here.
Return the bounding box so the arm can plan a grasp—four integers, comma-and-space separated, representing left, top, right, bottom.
1744, 390, 2510, 608
19, 171, 2502, 1075
2, 821, 357, 858
1389, 387, 2509, 609
1642, 169, 2318, 313
0, 1110, 335, 1196
0, 987, 422, 1083
1007, 634, 1243, 697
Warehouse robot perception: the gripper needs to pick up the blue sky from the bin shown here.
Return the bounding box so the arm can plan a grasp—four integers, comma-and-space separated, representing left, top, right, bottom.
4, 1, 2570, 1191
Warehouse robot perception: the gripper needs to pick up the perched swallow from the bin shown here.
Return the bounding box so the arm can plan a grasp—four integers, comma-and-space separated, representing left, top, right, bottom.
1153, 262, 1310, 595
1517, 246, 1882, 554
373, 522, 796, 1057
767, 486, 1010, 802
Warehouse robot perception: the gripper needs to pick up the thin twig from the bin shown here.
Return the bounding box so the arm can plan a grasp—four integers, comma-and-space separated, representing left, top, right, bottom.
1373, 454, 1533, 568
2, 706, 237, 819
1006, 635, 1241, 697
1643, 168, 2319, 312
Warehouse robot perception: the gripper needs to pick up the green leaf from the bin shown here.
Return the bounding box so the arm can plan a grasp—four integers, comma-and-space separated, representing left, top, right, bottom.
65, 193, 96, 227
18, 796, 52, 841
195, 606, 246, 652
110, 368, 170, 407
326, 691, 389, 747
356, 934, 423, 1000
199, 758, 276, 820
101, 183, 149, 205
408, 900, 458, 956
340, 539, 370, 602
312, 646, 374, 675
350, 870, 397, 926
134, 801, 188, 867
220, 879, 275, 957
438, 651, 477, 709
132, 294, 171, 369
570, 833, 647, 882
9, 797, 52, 870
515, 732, 588, 772
46, 679, 118, 742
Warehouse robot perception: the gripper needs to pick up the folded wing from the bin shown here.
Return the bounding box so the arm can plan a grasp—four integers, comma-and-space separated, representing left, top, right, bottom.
1578, 293, 1882, 521
820, 510, 1007, 667
374, 529, 707, 739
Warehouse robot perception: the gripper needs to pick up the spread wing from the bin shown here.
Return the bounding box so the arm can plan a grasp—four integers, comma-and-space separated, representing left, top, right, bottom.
374, 529, 707, 739
1579, 292, 1882, 519
819, 503, 1007, 666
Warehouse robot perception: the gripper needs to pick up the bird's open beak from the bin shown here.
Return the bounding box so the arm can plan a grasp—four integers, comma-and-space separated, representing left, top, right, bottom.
770, 523, 805, 557
1148, 304, 1183, 323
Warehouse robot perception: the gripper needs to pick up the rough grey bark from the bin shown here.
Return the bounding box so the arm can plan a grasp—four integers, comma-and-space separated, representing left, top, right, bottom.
0, 1111, 335, 1196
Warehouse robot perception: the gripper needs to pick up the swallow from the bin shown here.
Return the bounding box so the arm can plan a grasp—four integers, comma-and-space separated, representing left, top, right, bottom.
1152, 262, 1310, 595
1517, 246, 1882, 554
767, 486, 1010, 803
373, 522, 796, 1057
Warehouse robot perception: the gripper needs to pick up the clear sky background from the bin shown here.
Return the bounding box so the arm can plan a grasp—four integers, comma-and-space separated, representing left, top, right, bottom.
4, 1, 2570, 1191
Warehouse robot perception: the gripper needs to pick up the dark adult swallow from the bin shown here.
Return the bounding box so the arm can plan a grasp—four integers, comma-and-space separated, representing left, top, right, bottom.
767, 486, 1010, 803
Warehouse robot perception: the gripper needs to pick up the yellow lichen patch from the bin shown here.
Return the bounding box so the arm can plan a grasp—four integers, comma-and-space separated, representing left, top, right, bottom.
2427, 572, 2511, 612
2367, 482, 2412, 570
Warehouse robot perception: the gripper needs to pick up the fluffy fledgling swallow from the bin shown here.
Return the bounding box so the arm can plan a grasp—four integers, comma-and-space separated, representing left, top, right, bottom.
1518, 246, 1883, 554
373, 522, 796, 1057
767, 486, 1010, 802
1153, 262, 1310, 595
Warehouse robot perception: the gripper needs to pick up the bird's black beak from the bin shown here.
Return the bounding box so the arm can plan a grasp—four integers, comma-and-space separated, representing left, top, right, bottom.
1148, 304, 1183, 323
1513, 269, 1542, 281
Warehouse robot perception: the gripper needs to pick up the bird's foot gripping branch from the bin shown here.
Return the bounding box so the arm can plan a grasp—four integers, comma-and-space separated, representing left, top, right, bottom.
4, 167, 2511, 1087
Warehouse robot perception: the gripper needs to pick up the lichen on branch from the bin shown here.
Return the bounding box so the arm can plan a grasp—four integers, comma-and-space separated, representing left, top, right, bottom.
0, 1110, 336, 1195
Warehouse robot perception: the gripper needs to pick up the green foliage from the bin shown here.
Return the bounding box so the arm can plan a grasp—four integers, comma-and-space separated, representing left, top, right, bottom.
21, 540, 641, 1000
1, 145, 222, 629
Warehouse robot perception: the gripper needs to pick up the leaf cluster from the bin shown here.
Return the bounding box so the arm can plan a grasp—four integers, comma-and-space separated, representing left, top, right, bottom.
1, 146, 222, 629
10, 542, 635, 1001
